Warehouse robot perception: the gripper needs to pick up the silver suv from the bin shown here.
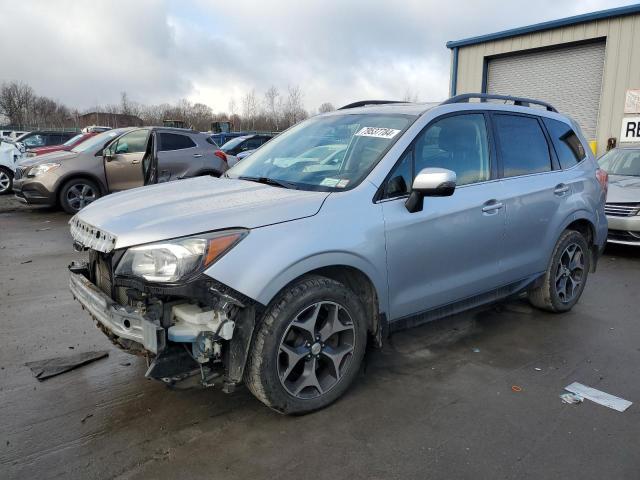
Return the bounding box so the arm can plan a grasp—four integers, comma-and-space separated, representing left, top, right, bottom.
68, 94, 608, 414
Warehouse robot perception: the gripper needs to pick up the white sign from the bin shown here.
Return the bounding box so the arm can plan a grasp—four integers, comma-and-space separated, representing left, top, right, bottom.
620, 116, 640, 143
354, 127, 400, 139
624, 89, 640, 114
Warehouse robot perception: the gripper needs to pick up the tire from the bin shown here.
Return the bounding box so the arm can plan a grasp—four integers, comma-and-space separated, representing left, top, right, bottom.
0, 167, 13, 195
59, 178, 101, 214
528, 230, 591, 312
245, 275, 368, 414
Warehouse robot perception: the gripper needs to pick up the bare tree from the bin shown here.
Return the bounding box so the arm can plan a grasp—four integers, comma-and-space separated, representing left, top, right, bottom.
284, 85, 307, 127
402, 89, 419, 103
264, 86, 280, 131
318, 102, 335, 113
242, 90, 258, 130
0, 82, 36, 127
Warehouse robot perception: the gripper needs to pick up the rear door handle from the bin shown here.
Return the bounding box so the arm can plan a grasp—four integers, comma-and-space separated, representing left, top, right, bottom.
193, 153, 203, 158
482, 200, 504, 214
554, 183, 570, 196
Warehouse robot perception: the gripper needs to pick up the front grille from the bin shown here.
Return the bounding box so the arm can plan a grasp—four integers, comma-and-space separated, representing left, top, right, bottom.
608, 229, 640, 243
91, 251, 113, 298
604, 202, 640, 217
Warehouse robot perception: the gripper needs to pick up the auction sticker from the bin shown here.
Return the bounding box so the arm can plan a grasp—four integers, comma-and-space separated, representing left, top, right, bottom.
355, 127, 401, 139
320, 178, 341, 187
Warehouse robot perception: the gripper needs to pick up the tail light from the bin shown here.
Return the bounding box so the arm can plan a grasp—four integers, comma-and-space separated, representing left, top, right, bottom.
596, 168, 608, 197
215, 150, 227, 164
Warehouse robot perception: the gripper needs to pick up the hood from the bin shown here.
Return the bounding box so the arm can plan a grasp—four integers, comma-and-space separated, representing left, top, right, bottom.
29, 145, 70, 155
72, 176, 330, 250
18, 150, 78, 168
607, 175, 640, 203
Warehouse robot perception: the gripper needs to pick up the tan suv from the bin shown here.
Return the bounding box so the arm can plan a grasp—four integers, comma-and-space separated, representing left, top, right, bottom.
14, 127, 227, 213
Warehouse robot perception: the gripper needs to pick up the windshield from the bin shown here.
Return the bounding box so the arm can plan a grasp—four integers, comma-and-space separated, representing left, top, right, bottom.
227, 113, 414, 190
598, 149, 640, 176
71, 129, 125, 153
220, 136, 247, 151
63, 134, 84, 147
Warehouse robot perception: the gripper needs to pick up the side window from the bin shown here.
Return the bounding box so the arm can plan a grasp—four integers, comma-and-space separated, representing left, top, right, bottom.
384, 151, 412, 198
245, 138, 263, 149
24, 135, 45, 147
542, 118, 586, 169
159, 133, 197, 151
414, 114, 490, 185
114, 130, 149, 154
494, 115, 551, 177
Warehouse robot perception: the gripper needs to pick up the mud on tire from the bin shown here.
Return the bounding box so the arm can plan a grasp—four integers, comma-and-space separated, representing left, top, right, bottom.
244, 275, 368, 414
528, 229, 591, 313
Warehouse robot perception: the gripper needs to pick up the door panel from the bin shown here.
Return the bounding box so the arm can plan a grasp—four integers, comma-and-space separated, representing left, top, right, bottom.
382, 112, 504, 321
492, 113, 566, 282
383, 183, 506, 320
104, 130, 149, 191
157, 132, 198, 181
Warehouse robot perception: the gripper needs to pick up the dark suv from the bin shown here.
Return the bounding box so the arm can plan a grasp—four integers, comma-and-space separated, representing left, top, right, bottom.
15, 131, 77, 150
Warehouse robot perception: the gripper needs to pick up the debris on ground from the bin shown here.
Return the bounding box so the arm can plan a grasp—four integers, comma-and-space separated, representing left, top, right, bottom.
80, 413, 93, 423
36, 227, 51, 232
20, 260, 32, 264
560, 392, 584, 404
26, 350, 109, 381
472, 348, 480, 353
511, 385, 523, 392
534, 367, 542, 371
564, 382, 632, 412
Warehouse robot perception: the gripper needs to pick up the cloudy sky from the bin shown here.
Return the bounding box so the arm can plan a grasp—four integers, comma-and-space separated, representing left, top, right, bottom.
0, 0, 633, 112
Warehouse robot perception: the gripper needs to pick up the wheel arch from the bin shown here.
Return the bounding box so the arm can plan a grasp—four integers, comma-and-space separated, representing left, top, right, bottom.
255, 256, 388, 343
55, 172, 108, 202
559, 211, 598, 272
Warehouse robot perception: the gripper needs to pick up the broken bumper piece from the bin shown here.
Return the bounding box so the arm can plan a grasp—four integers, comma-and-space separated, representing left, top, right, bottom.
69, 272, 165, 354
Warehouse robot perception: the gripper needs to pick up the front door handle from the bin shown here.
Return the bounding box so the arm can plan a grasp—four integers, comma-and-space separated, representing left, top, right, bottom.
554, 183, 570, 196
482, 200, 504, 214
193, 153, 203, 158
131, 159, 141, 164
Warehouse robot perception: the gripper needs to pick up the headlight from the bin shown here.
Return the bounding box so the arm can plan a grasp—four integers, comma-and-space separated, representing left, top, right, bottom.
29, 163, 61, 177
115, 229, 247, 283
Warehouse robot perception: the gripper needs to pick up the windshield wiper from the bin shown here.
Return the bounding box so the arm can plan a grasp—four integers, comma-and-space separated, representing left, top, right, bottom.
237, 176, 299, 189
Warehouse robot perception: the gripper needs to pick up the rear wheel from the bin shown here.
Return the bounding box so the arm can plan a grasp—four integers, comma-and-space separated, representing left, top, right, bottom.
59, 178, 101, 214
0, 167, 13, 194
245, 276, 367, 414
528, 230, 590, 312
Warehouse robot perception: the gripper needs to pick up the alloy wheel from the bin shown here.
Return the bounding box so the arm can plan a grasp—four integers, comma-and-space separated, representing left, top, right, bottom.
0, 171, 10, 193
66, 183, 97, 211
277, 301, 356, 399
555, 243, 584, 303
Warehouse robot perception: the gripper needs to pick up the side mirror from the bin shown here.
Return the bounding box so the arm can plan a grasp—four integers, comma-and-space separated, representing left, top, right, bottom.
405, 167, 456, 213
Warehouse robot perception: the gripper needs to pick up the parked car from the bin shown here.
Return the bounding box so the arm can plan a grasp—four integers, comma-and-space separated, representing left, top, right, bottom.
0, 139, 23, 194
13, 131, 78, 150
235, 149, 256, 162
14, 127, 228, 213
218, 134, 273, 167
598, 146, 640, 245
67, 94, 607, 414
25, 132, 99, 158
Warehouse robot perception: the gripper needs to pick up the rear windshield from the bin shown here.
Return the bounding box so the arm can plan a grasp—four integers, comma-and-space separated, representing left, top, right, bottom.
227, 113, 415, 191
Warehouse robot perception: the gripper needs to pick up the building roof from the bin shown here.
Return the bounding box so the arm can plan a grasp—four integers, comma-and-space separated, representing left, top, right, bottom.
446, 3, 640, 49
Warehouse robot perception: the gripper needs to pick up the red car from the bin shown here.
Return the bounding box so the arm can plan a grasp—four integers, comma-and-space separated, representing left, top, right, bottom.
25, 132, 98, 157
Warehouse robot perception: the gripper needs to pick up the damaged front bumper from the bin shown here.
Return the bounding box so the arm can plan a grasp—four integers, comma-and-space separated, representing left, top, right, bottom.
69, 260, 259, 391
69, 271, 165, 354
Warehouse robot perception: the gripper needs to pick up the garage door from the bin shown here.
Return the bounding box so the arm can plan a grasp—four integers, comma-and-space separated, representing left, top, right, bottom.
487, 42, 606, 141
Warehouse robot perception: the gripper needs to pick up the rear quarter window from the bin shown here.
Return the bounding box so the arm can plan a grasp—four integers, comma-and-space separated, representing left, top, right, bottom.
159, 133, 197, 151
542, 118, 586, 169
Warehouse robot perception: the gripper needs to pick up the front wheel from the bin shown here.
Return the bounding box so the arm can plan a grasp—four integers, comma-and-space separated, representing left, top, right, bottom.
0, 167, 13, 194
245, 276, 367, 414
528, 230, 590, 312
59, 178, 101, 214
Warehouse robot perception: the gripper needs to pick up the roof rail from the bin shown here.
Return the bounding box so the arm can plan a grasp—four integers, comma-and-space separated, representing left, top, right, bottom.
338, 100, 405, 110
441, 93, 558, 112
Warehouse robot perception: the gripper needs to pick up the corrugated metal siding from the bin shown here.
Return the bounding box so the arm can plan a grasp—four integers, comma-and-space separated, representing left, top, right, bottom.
486, 42, 605, 140
453, 13, 640, 155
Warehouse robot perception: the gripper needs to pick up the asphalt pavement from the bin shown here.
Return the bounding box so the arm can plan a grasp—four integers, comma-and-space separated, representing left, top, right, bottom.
1, 194, 638, 480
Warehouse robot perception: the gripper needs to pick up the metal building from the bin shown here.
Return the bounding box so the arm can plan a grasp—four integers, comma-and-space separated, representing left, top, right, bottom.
447, 4, 640, 155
